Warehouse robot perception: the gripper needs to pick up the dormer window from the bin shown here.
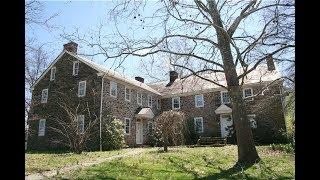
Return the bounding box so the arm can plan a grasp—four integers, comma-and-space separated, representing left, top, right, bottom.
73, 61, 79, 76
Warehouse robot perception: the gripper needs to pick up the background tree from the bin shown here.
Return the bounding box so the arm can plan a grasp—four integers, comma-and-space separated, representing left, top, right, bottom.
64, 0, 294, 165
154, 110, 186, 152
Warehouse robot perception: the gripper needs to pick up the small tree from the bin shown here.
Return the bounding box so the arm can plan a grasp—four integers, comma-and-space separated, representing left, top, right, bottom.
102, 118, 125, 151
184, 118, 198, 145
154, 110, 186, 152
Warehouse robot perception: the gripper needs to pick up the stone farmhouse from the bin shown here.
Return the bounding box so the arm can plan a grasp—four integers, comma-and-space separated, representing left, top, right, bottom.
27, 42, 286, 151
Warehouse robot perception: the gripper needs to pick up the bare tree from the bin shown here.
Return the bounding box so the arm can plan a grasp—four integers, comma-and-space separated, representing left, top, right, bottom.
155, 110, 186, 152
64, 0, 294, 165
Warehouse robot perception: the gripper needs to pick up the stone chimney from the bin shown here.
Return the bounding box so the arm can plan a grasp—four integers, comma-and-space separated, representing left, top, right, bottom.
135, 76, 144, 83
166, 71, 178, 87
63, 41, 78, 54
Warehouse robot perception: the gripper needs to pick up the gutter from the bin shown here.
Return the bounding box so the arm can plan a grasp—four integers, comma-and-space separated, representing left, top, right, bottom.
99, 72, 106, 151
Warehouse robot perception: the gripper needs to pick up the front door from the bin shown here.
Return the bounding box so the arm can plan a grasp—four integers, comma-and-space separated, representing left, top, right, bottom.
136, 122, 143, 144
220, 114, 233, 138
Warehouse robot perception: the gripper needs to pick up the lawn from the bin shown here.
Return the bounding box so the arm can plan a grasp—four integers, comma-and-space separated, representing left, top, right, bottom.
57, 145, 295, 179
25, 148, 132, 175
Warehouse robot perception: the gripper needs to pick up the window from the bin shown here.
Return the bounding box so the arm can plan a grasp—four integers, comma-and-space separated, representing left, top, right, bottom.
124, 118, 131, 134
248, 114, 257, 129
156, 99, 161, 109
195, 94, 204, 107
243, 88, 253, 101
172, 97, 180, 109
41, 89, 48, 103
50, 67, 56, 81
137, 92, 142, 105
148, 121, 153, 134
110, 81, 117, 97
221, 91, 230, 104
77, 115, 85, 134
78, 81, 86, 97
194, 117, 204, 133
125, 87, 131, 102
38, 119, 46, 136
148, 95, 152, 107
73, 61, 79, 76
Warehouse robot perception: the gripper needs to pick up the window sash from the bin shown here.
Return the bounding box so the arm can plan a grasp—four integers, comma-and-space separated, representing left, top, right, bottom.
243, 88, 253, 100
110, 81, 117, 97
38, 119, 46, 136
195, 95, 204, 107
194, 117, 203, 133
221, 91, 230, 104
50, 67, 56, 81
73, 61, 79, 76
78, 115, 84, 134
137, 92, 142, 105
247, 115, 257, 128
125, 87, 131, 101
124, 118, 130, 134
148, 95, 152, 107
41, 89, 48, 103
172, 97, 180, 109
78, 81, 86, 97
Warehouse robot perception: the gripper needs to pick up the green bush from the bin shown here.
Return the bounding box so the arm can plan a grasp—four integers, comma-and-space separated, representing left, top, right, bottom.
102, 118, 125, 151
184, 119, 198, 145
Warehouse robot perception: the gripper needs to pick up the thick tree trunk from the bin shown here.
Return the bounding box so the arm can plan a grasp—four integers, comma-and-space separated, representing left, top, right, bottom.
207, 0, 260, 165
229, 86, 260, 165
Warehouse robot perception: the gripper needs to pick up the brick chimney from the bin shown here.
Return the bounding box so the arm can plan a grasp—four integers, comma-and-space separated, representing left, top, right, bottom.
63, 41, 78, 54
135, 76, 144, 83
166, 71, 178, 87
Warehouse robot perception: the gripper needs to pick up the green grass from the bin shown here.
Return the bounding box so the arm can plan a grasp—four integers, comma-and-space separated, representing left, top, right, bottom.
58, 145, 295, 179
25, 148, 132, 174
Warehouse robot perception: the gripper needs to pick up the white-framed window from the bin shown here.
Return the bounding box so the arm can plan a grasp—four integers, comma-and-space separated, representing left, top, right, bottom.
194, 117, 204, 133
148, 121, 153, 134
124, 118, 131, 134
110, 81, 117, 97
137, 92, 142, 105
148, 95, 152, 107
247, 114, 257, 129
156, 99, 161, 109
38, 119, 46, 136
172, 97, 181, 109
77, 115, 85, 134
78, 81, 86, 97
41, 89, 48, 103
195, 94, 204, 107
243, 88, 253, 101
50, 67, 56, 81
125, 87, 131, 102
73, 61, 79, 76
221, 91, 230, 104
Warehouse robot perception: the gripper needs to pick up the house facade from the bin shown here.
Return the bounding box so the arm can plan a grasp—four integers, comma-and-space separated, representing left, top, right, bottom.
27, 42, 286, 151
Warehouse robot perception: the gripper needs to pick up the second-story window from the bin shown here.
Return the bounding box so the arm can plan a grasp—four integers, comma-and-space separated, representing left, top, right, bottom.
41, 89, 48, 103
221, 91, 230, 104
195, 94, 204, 107
148, 95, 152, 107
125, 87, 131, 102
137, 92, 142, 105
243, 88, 253, 101
110, 81, 117, 97
73, 61, 79, 76
172, 97, 180, 109
78, 81, 86, 97
50, 67, 56, 81
156, 99, 161, 109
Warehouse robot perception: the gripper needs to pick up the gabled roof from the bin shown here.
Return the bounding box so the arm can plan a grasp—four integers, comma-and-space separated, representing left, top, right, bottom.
31, 50, 161, 95
215, 104, 232, 114
135, 108, 155, 119
148, 65, 281, 98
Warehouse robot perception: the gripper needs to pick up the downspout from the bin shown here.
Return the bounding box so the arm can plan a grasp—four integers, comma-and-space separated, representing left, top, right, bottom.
99, 73, 106, 151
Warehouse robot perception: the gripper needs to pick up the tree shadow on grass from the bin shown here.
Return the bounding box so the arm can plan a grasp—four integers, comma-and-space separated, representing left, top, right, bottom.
198, 161, 293, 180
